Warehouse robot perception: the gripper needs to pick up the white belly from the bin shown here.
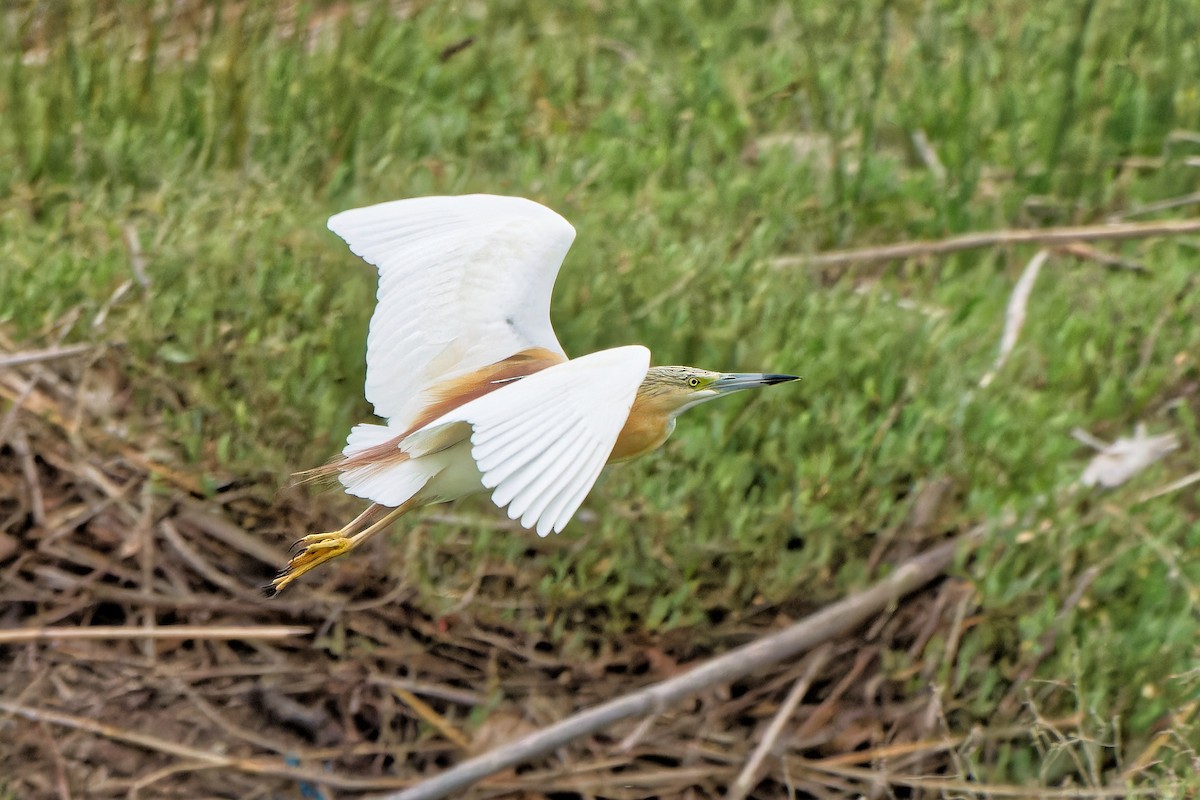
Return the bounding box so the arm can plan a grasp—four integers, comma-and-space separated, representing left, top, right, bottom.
416, 440, 488, 505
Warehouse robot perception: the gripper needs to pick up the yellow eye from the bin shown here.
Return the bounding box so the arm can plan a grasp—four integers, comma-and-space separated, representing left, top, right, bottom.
688, 376, 701, 388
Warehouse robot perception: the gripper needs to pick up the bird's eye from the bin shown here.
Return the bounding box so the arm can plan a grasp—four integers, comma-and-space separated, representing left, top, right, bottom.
688, 377, 701, 388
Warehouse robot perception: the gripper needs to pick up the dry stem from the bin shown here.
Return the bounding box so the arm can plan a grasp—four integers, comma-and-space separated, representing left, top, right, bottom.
728, 644, 832, 800
0, 625, 310, 644
772, 218, 1200, 268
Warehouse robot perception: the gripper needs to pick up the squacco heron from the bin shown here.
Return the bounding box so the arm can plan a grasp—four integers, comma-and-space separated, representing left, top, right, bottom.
271, 195, 797, 593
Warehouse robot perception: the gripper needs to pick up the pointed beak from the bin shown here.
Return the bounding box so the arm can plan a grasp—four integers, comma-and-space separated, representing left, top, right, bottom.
713, 373, 801, 394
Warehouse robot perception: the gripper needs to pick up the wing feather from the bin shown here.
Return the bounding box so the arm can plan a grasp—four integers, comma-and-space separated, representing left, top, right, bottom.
482, 409, 577, 487
496, 422, 590, 515
553, 440, 615, 531
328, 194, 577, 430
472, 390, 568, 455
495, 423, 591, 512
409, 346, 650, 536
535, 437, 605, 526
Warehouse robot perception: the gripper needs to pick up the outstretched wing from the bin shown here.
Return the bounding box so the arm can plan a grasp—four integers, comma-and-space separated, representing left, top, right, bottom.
327, 194, 576, 431
405, 346, 650, 536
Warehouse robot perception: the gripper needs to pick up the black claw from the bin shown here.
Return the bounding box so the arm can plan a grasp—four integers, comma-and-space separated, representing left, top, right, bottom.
262, 584, 279, 598
289, 539, 306, 556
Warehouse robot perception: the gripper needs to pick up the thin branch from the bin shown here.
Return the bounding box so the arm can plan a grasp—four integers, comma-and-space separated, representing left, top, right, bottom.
772, 218, 1200, 268
11, 427, 45, 524
808, 714, 1082, 767
0, 343, 93, 370
793, 757, 1153, 797
387, 528, 984, 800
392, 686, 472, 751
979, 249, 1049, 388
91, 279, 134, 329
0, 625, 310, 644
176, 504, 292, 567
728, 644, 833, 800
1134, 469, 1200, 505
36, 720, 73, 800
367, 674, 486, 707
157, 518, 264, 600
615, 714, 659, 752
123, 223, 152, 288
1055, 242, 1146, 272
1108, 190, 1200, 221
910, 129, 946, 185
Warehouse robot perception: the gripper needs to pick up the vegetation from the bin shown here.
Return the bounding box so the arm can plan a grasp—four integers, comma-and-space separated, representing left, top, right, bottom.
2, 0, 1197, 791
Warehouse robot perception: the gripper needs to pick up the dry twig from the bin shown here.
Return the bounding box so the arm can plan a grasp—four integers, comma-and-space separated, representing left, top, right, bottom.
979, 249, 1049, 388
807, 714, 1082, 767
772, 218, 1200, 268
0, 343, 93, 369
1055, 241, 1146, 272
1134, 469, 1200, 505
728, 644, 833, 800
0, 625, 310, 644
392, 686, 472, 752
1108, 190, 1200, 221
791, 757, 1153, 797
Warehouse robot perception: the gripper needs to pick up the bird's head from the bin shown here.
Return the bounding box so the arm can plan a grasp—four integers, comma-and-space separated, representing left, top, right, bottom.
638, 366, 799, 418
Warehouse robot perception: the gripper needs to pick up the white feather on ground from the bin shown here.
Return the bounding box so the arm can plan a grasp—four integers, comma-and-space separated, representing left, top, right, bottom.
1075, 423, 1179, 488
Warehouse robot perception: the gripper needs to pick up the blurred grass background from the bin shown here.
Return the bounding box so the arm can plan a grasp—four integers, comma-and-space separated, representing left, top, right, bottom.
2, 0, 1198, 788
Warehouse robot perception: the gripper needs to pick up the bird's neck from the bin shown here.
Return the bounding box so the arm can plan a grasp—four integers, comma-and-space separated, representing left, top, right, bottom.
608, 391, 678, 464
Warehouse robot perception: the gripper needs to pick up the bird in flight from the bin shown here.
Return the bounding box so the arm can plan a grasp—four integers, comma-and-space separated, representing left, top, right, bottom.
271, 195, 798, 593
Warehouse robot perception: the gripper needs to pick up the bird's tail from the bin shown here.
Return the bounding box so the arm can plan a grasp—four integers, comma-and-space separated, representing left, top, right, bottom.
292, 423, 401, 486
291, 459, 343, 486
298, 423, 440, 508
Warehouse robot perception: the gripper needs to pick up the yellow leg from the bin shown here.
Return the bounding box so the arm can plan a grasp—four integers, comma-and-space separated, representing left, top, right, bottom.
286, 503, 387, 556
270, 502, 412, 594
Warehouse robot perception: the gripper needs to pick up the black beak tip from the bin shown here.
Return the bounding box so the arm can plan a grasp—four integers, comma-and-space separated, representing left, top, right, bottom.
764, 374, 800, 385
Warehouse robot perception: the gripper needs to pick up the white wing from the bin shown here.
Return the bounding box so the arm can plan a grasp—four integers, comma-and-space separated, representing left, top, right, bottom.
327, 195, 576, 430
405, 346, 650, 536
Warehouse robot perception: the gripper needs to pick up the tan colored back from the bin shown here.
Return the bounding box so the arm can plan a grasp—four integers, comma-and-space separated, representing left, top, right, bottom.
327, 347, 567, 477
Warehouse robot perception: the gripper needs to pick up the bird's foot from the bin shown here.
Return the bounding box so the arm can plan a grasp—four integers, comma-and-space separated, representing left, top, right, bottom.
266, 503, 411, 596
270, 530, 353, 595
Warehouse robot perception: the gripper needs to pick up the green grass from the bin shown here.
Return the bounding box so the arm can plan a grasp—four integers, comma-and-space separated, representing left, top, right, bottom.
3, 0, 1199, 788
